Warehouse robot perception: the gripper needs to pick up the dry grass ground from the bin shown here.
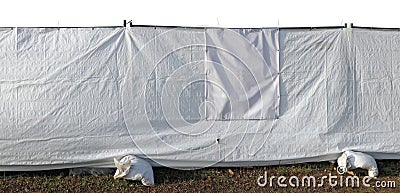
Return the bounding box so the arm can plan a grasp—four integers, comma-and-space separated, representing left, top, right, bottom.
0, 161, 399, 192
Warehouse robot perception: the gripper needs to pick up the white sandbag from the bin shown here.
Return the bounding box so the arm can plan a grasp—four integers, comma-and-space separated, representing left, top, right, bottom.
337, 150, 378, 178
113, 155, 155, 186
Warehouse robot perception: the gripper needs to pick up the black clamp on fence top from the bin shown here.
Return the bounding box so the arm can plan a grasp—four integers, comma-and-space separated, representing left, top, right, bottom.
123, 20, 133, 27
344, 23, 353, 28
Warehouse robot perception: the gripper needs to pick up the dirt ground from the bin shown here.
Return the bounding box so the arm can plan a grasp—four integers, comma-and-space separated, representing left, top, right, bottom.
0, 161, 399, 192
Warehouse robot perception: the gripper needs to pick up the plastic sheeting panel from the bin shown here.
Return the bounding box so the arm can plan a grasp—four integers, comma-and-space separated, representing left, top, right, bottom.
277, 29, 347, 160
1, 27, 400, 171
0, 28, 135, 167
205, 28, 279, 120
280, 29, 352, 134
351, 29, 400, 150
121, 27, 222, 168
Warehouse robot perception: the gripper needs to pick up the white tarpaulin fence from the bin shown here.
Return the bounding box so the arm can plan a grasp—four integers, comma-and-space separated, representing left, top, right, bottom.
0, 26, 399, 170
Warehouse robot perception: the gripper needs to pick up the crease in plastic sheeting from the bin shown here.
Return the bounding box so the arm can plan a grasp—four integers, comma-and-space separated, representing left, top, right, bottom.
205, 28, 279, 120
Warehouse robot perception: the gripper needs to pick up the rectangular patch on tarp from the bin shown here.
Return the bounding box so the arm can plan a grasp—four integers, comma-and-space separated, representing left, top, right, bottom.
205, 28, 279, 120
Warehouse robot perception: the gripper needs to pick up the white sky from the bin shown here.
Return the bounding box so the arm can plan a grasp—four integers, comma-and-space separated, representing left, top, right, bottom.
0, 0, 398, 28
